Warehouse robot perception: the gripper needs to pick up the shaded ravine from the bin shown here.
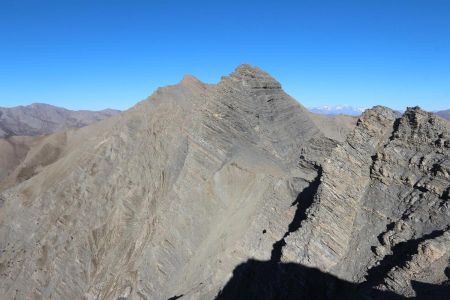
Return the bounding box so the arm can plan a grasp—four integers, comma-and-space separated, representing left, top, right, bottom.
270, 166, 323, 262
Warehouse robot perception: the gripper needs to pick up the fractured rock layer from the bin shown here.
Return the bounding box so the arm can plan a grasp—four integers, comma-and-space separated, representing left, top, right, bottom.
281, 106, 450, 298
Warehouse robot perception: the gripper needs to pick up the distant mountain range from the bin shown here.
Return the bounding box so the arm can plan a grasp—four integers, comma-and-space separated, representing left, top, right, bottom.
436, 109, 450, 121
308, 105, 365, 116
1, 102, 445, 140
310, 105, 450, 121
0, 103, 121, 138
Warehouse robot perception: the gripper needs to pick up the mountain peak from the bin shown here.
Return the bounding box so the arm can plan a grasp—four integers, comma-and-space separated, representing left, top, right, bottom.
357, 105, 397, 131
233, 63, 265, 74
18, 103, 61, 110
181, 74, 202, 85
221, 64, 282, 90
403, 106, 436, 125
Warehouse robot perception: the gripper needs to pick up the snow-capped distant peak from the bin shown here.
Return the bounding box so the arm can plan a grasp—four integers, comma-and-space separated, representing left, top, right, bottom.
308, 105, 365, 116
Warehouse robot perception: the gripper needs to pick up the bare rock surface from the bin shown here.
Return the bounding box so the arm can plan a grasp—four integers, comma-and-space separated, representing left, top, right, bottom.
281, 106, 450, 298
0, 103, 121, 137
0, 65, 449, 300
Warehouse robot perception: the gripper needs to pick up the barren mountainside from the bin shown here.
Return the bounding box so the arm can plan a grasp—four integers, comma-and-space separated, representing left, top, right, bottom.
436, 109, 450, 121
0, 103, 120, 138
0, 65, 449, 299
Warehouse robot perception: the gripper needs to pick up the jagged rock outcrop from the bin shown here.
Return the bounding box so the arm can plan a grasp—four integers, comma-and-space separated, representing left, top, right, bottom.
280, 106, 450, 297
0, 103, 120, 138
0, 65, 448, 300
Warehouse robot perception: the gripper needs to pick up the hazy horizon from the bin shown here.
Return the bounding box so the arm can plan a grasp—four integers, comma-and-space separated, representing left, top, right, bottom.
1, 1, 449, 112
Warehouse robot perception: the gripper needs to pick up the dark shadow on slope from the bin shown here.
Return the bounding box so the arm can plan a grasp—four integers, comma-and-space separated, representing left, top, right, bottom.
215, 163, 448, 300
215, 259, 407, 300
216, 259, 449, 300
389, 118, 402, 141
271, 166, 322, 262
410, 281, 450, 299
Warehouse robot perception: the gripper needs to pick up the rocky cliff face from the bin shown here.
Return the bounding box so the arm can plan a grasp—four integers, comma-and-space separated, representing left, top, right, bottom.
217, 106, 450, 299
0, 65, 448, 300
0, 103, 120, 138
280, 106, 450, 298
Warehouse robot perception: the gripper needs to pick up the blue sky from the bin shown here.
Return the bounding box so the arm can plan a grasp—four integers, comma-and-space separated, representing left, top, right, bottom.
0, 0, 449, 111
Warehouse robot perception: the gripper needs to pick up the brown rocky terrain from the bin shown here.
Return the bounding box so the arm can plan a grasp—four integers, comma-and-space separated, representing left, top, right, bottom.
0, 136, 36, 183
0, 103, 120, 138
0, 65, 448, 299
0, 104, 120, 186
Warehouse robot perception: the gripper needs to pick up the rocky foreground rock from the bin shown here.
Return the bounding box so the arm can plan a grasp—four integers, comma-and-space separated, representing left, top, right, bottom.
0, 65, 448, 299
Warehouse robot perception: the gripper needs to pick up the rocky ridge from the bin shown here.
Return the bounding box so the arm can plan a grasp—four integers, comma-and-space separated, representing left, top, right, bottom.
0, 65, 448, 299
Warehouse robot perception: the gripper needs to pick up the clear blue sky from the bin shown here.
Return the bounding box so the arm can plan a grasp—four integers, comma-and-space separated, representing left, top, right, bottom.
1, 0, 449, 111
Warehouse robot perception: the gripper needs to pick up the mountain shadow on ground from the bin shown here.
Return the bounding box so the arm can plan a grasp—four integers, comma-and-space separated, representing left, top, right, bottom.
215, 259, 450, 300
